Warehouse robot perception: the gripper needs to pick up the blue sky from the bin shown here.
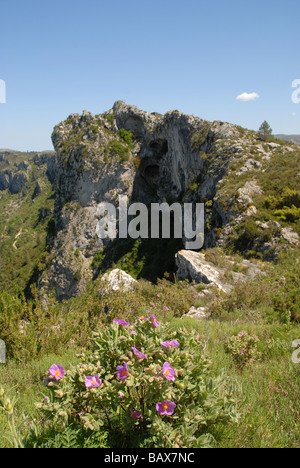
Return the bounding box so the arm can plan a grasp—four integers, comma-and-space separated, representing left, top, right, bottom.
0, 0, 299, 151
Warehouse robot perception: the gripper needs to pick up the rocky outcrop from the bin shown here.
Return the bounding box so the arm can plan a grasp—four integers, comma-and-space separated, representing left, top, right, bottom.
175, 250, 263, 292
32, 180, 43, 199
0, 169, 28, 193
38, 110, 137, 301
10, 172, 29, 194
176, 250, 234, 292
32, 152, 57, 183
38, 101, 295, 301
281, 227, 299, 245
182, 306, 211, 321
0, 170, 11, 190
0, 151, 57, 195
100, 269, 136, 293
15, 160, 31, 172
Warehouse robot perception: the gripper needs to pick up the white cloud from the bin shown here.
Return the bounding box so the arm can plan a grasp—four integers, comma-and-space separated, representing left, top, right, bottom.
236, 92, 260, 102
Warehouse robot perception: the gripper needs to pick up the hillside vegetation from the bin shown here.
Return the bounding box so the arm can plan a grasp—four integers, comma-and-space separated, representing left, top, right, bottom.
0, 108, 299, 448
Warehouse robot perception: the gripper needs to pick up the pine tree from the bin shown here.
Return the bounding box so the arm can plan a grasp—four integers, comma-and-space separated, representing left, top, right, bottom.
258, 121, 272, 141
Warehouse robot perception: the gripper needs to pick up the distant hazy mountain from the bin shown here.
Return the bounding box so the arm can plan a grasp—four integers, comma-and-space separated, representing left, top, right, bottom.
275, 135, 300, 147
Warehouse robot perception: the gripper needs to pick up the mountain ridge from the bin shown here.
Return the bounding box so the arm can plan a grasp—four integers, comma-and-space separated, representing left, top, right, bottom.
275, 134, 300, 146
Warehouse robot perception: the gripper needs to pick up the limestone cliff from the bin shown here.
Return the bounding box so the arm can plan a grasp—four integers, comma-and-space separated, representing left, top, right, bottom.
39, 101, 299, 301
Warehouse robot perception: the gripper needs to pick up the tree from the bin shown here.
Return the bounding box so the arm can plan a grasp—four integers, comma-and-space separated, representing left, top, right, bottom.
258, 121, 273, 141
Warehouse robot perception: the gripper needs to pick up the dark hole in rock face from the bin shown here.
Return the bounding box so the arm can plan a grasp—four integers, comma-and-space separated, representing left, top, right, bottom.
145, 165, 160, 180
123, 116, 144, 137
149, 139, 168, 159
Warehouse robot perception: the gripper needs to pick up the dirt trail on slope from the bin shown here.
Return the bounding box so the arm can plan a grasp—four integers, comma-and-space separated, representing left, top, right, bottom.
12, 227, 23, 250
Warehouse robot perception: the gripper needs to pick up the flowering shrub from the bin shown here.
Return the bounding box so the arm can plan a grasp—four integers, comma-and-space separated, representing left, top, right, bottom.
225, 331, 261, 371
35, 317, 239, 448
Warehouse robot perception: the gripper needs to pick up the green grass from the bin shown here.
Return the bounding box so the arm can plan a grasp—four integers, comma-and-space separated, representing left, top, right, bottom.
0, 349, 80, 448
169, 317, 300, 448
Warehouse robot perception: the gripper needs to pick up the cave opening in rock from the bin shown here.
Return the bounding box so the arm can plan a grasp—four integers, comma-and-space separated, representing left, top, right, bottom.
149, 139, 169, 159
145, 164, 160, 182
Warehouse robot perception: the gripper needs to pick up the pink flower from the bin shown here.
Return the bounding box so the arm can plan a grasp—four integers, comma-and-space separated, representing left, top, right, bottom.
238, 332, 245, 338
113, 319, 130, 326
138, 315, 149, 321
132, 347, 147, 360
156, 400, 176, 416
161, 362, 176, 381
118, 393, 125, 399
161, 340, 180, 348
240, 349, 245, 355
151, 315, 159, 328
164, 307, 170, 311
85, 375, 102, 388
130, 408, 142, 420
49, 365, 64, 381
117, 362, 129, 380
150, 302, 155, 307
157, 294, 161, 298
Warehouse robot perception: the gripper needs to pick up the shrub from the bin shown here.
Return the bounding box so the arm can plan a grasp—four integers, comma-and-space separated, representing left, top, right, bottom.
264, 189, 300, 210
188, 182, 198, 192
91, 125, 99, 135
204, 248, 231, 269
191, 122, 210, 152
117, 129, 134, 145
224, 331, 261, 371
91, 249, 104, 267
106, 114, 114, 124
107, 141, 130, 162
272, 272, 300, 323
33, 318, 239, 448
264, 189, 300, 224
273, 206, 300, 223
74, 270, 82, 282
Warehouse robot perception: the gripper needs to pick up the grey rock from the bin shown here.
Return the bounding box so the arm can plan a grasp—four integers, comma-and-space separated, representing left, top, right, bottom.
100, 269, 137, 293
32, 152, 58, 184
10, 172, 28, 194
32, 180, 42, 199
182, 306, 211, 320
236, 158, 262, 176
38, 207, 52, 221
268, 142, 281, 150
16, 160, 31, 171
237, 181, 263, 205
176, 250, 233, 293
176, 250, 264, 293
281, 227, 299, 245
0, 170, 12, 190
